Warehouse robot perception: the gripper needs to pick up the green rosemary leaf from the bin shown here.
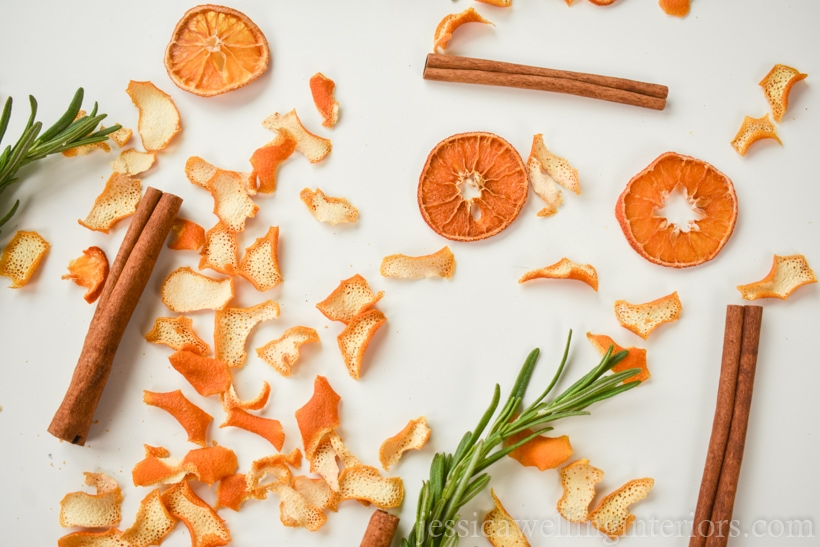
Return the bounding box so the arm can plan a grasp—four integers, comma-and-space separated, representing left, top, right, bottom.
0, 98, 13, 144
37, 88, 84, 143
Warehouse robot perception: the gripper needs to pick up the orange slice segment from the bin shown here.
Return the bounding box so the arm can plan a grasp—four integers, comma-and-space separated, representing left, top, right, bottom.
433, 8, 494, 53
0, 230, 50, 288
418, 132, 528, 242
165, 4, 270, 97
589, 477, 654, 539
760, 64, 807, 122
614, 291, 682, 339
615, 152, 738, 268
483, 489, 531, 547
519, 257, 598, 291
730, 114, 781, 156
62, 246, 109, 303
737, 254, 817, 300
557, 459, 605, 523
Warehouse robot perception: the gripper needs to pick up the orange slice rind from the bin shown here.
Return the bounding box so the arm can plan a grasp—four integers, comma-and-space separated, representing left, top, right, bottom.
256, 325, 320, 377
586, 332, 650, 383
589, 478, 654, 539
737, 254, 817, 300
418, 132, 528, 242
338, 308, 387, 380
79, 172, 142, 233
519, 257, 598, 291
144, 389, 213, 447
0, 230, 49, 288
380, 246, 455, 280
59, 472, 123, 529
262, 109, 331, 163
731, 114, 781, 156
161, 266, 234, 312
316, 274, 384, 324
126, 80, 181, 152
214, 300, 280, 367
300, 187, 359, 225
760, 64, 807, 122
165, 4, 270, 97
433, 8, 494, 54
145, 315, 211, 356
168, 349, 232, 397
237, 226, 283, 291
62, 246, 109, 303
615, 152, 738, 268
614, 291, 682, 340
378, 417, 431, 471
557, 459, 605, 523
483, 489, 531, 547
310, 72, 340, 128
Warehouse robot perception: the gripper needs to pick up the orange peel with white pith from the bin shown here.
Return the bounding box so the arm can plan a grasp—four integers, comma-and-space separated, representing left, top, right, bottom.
222, 381, 271, 411
262, 109, 331, 163
59, 472, 123, 529
300, 187, 359, 225
78, 172, 142, 233
338, 308, 387, 380
121, 488, 176, 547
256, 325, 320, 377
737, 254, 817, 300
380, 246, 456, 280
145, 315, 211, 356
161, 266, 234, 313
111, 149, 156, 176
185, 156, 257, 195
586, 332, 650, 383
338, 464, 404, 509
483, 489, 531, 547
0, 230, 50, 288
589, 477, 655, 539
250, 133, 296, 194
760, 64, 807, 122
316, 274, 384, 324
214, 300, 280, 367
199, 221, 240, 275
168, 218, 206, 251
433, 8, 494, 54
161, 480, 231, 547
310, 72, 340, 128
237, 226, 283, 292
730, 114, 781, 156
378, 417, 432, 471
126, 80, 181, 152
207, 168, 259, 233
519, 257, 598, 291
614, 291, 682, 340
557, 458, 605, 523
295, 375, 342, 461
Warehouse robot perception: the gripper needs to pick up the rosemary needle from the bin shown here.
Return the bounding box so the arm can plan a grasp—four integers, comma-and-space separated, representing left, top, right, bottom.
401, 330, 641, 547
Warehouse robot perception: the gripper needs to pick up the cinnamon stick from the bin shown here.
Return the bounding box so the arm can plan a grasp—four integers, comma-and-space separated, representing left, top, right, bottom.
690, 305, 745, 547
48, 189, 182, 445
705, 305, 763, 547
360, 509, 399, 547
423, 53, 668, 110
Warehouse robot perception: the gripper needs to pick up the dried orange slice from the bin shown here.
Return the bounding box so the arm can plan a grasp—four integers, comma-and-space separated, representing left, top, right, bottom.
589, 477, 654, 539
737, 254, 817, 300
0, 230, 49, 288
730, 114, 781, 156
483, 489, 530, 547
760, 64, 807, 122
615, 152, 737, 268
614, 291, 682, 339
165, 4, 270, 97
557, 459, 604, 523
433, 8, 494, 53
659, 0, 690, 17
418, 132, 528, 242
62, 246, 109, 303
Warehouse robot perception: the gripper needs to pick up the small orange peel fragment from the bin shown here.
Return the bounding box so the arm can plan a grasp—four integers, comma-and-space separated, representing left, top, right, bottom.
121, 488, 176, 547
505, 431, 573, 471
161, 480, 231, 547
216, 473, 251, 511
199, 222, 240, 275
589, 477, 654, 539
433, 8, 494, 54
57, 528, 127, 547
293, 475, 340, 512
380, 246, 456, 279
760, 64, 807, 122
145, 315, 211, 356
737, 254, 817, 300
557, 458, 605, 523
483, 489, 531, 547
378, 417, 431, 471
222, 381, 271, 411
262, 109, 331, 163
300, 187, 359, 225
59, 472, 123, 528
338, 465, 404, 509
144, 389, 213, 446
316, 274, 384, 323
272, 483, 328, 531
237, 226, 283, 291
256, 325, 320, 377
181, 445, 239, 485
126, 80, 181, 152
0, 230, 49, 288
519, 257, 598, 291
310, 72, 340, 128
249, 133, 296, 194
106, 125, 133, 148
338, 308, 387, 380
78, 172, 142, 233
168, 349, 232, 397
614, 291, 682, 339
62, 246, 109, 303
586, 332, 650, 383
207, 168, 259, 232
111, 149, 156, 176
730, 114, 781, 156
246, 449, 302, 498
161, 266, 234, 312
168, 218, 206, 251
530, 133, 580, 194
214, 300, 280, 367
220, 407, 285, 450
659, 0, 689, 17
295, 375, 342, 461
185, 156, 256, 195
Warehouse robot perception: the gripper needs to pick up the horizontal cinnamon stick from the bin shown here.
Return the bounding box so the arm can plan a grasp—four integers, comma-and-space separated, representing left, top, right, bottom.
424, 53, 668, 110
690, 305, 745, 547
48, 188, 182, 445
360, 509, 399, 547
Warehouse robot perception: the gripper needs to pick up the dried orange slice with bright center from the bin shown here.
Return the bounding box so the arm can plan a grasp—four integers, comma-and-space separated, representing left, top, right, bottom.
165, 4, 270, 97
615, 152, 737, 268
418, 132, 528, 242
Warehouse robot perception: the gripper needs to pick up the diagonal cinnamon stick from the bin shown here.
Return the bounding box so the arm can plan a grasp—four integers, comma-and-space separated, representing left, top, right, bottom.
48, 188, 182, 445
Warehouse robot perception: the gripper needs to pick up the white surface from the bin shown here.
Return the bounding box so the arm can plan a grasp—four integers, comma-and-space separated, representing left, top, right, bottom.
1, 1, 818, 546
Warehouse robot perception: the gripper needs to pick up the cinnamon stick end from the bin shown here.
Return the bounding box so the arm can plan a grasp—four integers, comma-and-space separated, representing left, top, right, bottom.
360, 509, 399, 547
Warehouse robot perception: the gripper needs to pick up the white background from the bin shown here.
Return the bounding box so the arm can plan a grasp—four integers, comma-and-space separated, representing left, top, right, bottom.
1, 1, 818, 546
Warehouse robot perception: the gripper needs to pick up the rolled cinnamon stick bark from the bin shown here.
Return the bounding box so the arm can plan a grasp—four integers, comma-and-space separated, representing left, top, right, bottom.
360, 509, 399, 547
48, 189, 182, 445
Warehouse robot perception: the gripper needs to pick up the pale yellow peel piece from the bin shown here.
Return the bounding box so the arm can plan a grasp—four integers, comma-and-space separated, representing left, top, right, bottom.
730, 114, 781, 156
161, 480, 230, 547
337, 309, 387, 379
519, 257, 598, 291
59, 472, 123, 529
614, 291, 682, 339
126, 80, 182, 152
589, 478, 654, 539
199, 222, 240, 275
433, 8, 494, 54
145, 316, 211, 356
737, 254, 817, 300
556, 458, 604, 523
207, 169, 259, 232
0, 230, 49, 288
380, 246, 455, 279
256, 326, 320, 376
760, 64, 807, 122
530, 133, 580, 194
300, 187, 359, 225
78, 172, 142, 233
121, 488, 176, 547
338, 464, 404, 509
483, 489, 531, 547
526, 156, 563, 217
262, 109, 331, 163
214, 300, 280, 367
237, 226, 282, 291
161, 266, 234, 312
378, 417, 431, 471
316, 274, 384, 324
111, 149, 156, 175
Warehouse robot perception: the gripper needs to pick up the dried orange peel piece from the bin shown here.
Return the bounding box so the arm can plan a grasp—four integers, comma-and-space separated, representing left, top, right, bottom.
760, 64, 807, 122
316, 274, 384, 323
214, 300, 280, 367
62, 246, 109, 303
262, 109, 331, 163
250, 133, 296, 194
59, 472, 123, 528
557, 459, 605, 523
526, 156, 563, 217
162, 480, 231, 547
272, 483, 329, 531
125, 80, 181, 152
111, 149, 156, 176
57, 528, 128, 547
300, 187, 359, 225
615, 152, 738, 268
199, 222, 240, 275
378, 417, 431, 471
79, 172, 142, 233
295, 375, 342, 461
216, 473, 251, 511
121, 488, 176, 547
256, 325, 320, 376
0, 230, 49, 288
483, 489, 531, 547
433, 8, 494, 54
237, 226, 283, 291
145, 315, 211, 356
519, 257, 598, 291
731, 114, 781, 156
161, 266, 234, 312
207, 169, 259, 232
586, 332, 650, 383
310, 72, 340, 128
614, 291, 682, 339
659, 0, 690, 17
106, 125, 133, 148
221, 407, 285, 450
132, 445, 187, 487
338, 308, 387, 379
168, 218, 206, 251
185, 156, 257, 195
293, 475, 339, 512
168, 349, 232, 397
222, 381, 271, 411
144, 389, 213, 446
380, 246, 456, 279
338, 465, 404, 509
737, 254, 817, 300
589, 477, 654, 539
418, 132, 528, 242
165, 4, 269, 97
505, 431, 573, 471
181, 446, 239, 484
530, 133, 580, 194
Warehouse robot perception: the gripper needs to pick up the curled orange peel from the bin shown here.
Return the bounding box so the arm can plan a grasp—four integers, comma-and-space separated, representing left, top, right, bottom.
586, 332, 650, 383
295, 375, 342, 461
614, 291, 682, 339
433, 8, 494, 54
519, 257, 598, 291
737, 254, 817, 300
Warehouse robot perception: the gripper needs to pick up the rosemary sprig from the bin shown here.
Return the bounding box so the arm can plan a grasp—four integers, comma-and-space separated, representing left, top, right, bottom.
402, 330, 641, 547
0, 88, 120, 232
